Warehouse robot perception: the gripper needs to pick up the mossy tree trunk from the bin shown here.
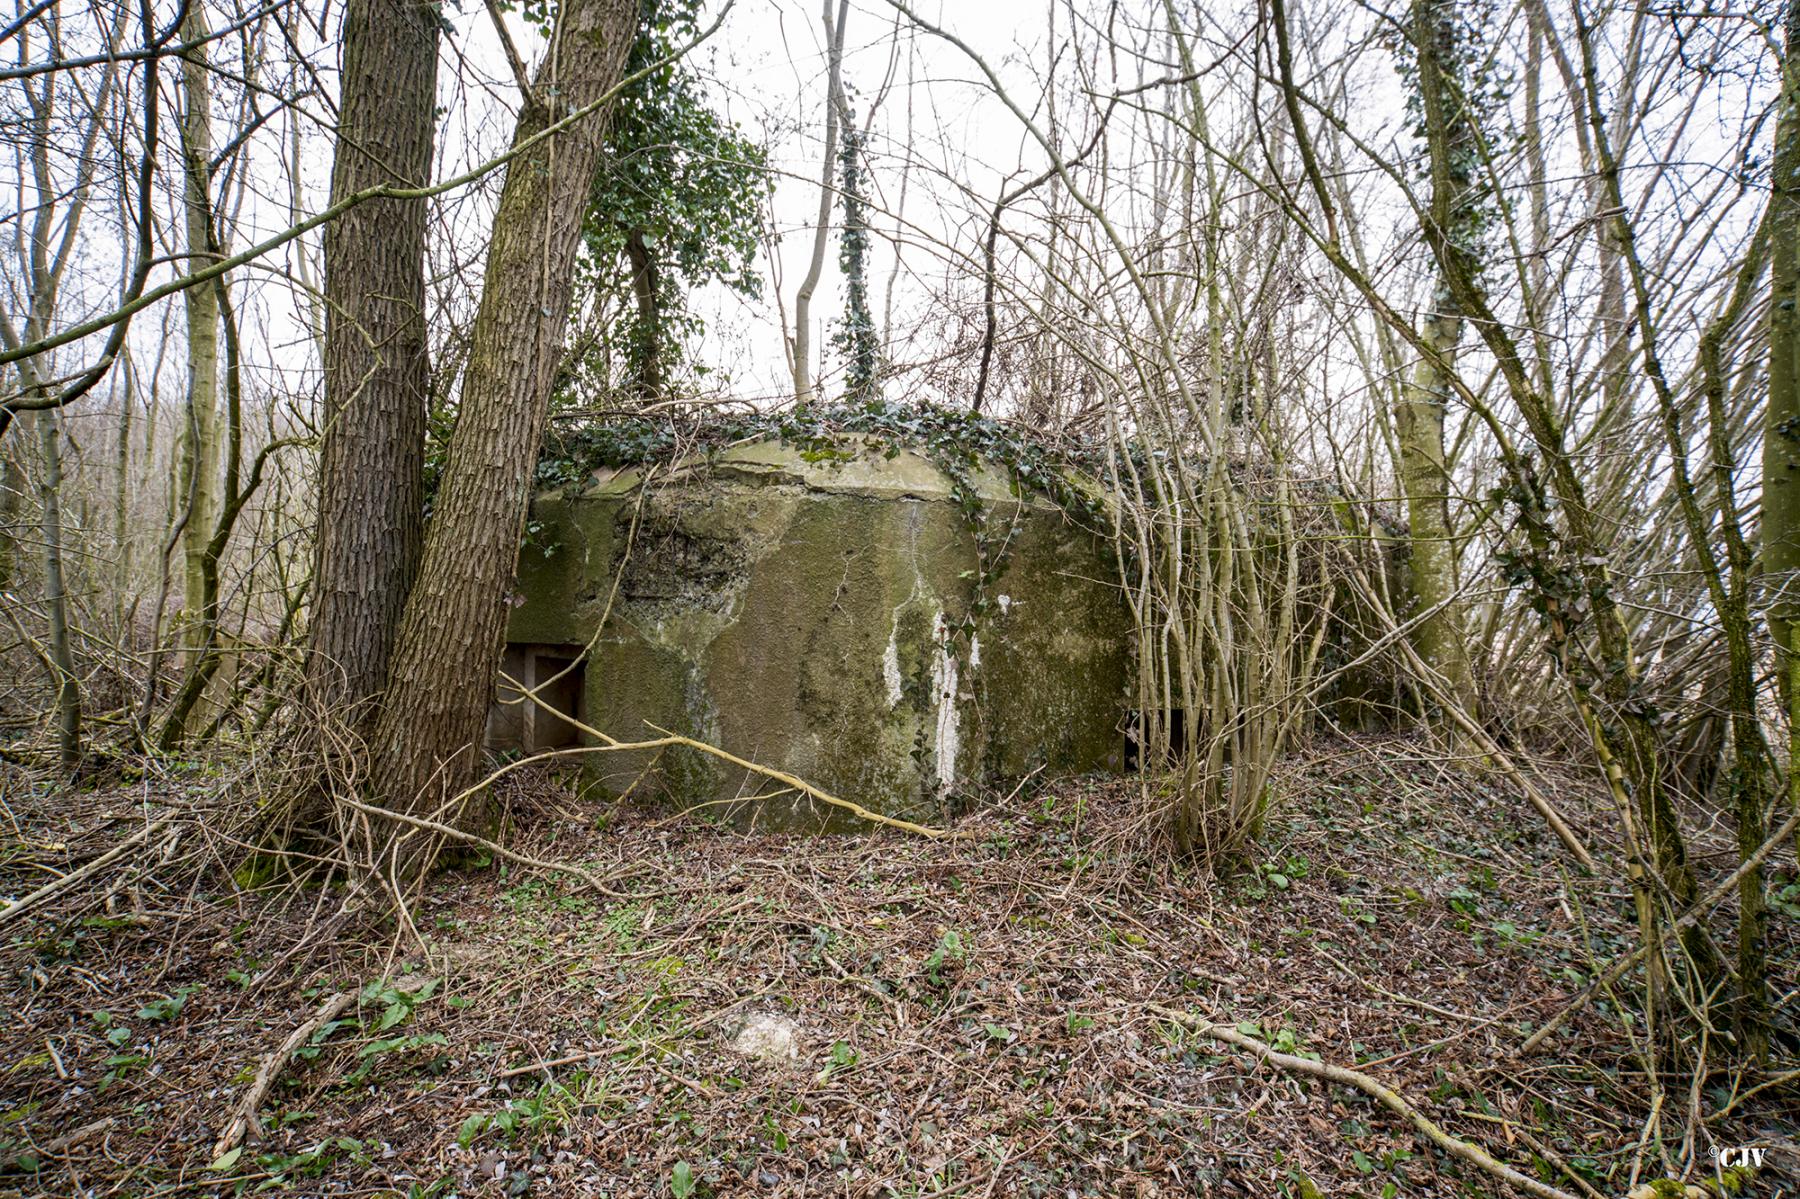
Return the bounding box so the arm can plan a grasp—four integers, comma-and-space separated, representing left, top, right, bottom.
114, 351, 134, 629
1769, 0, 1800, 709
1567, 0, 1783, 1056
35, 409, 80, 767
368, 0, 637, 828
160, 286, 297, 748
1403, 0, 1719, 990
1397, 0, 1478, 728
307, 0, 441, 727
174, 1, 220, 661
1396, 285, 1476, 721
1739, 0, 1800, 1061
0, 440, 20, 592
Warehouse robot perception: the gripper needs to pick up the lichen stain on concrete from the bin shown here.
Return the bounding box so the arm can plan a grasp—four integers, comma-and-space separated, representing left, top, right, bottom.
930, 612, 960, 796
881, 629, 904, 707
882, 502, 929, 711
502, 436, 1130, 829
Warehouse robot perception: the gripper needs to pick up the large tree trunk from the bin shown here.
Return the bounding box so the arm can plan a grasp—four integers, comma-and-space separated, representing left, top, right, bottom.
175, 2, 221, 660
368, 0, 637, 822
1757, 0, 1800, 1061
306, 0, 441, 725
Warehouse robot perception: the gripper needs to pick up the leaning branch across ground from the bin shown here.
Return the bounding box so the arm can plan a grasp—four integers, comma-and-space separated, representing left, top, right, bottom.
416, 685, 956, 841
1518, 802, 1800, 1054
1145, 1004, 1580, 1199
642, 723, 961, 839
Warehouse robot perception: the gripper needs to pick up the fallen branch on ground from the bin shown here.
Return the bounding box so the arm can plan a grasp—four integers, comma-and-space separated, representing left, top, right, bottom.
1708, 1066, 1800, 1121
1145, 1004, 1579, 1199
39, 1116, 115, 1158
0, 815, 173, 930
1516, 1126, 1607, 1199
212, 990, 355, 1161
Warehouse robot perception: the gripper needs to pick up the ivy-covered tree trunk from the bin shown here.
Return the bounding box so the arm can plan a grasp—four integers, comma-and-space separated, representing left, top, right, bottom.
837, 122, 880, 401
1409, 0, 1716, 989
368, 0, 636, 828
1398, 0, 1477, 726
569, 0, 767, 405
307, 0, 440, 726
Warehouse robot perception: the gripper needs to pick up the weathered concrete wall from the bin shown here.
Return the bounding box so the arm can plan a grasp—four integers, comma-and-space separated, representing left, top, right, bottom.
501, 436, 1129, 828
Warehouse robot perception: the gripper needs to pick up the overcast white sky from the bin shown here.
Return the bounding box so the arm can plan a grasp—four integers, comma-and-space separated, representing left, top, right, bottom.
12, 0, 1761, 447
452, 0, 1123, 407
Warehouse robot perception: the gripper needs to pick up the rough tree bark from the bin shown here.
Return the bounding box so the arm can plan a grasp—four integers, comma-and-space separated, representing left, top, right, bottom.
367, 0, 637, 822
306, 0, 441, 725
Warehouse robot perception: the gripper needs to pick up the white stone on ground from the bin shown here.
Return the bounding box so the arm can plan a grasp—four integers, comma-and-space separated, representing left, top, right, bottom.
731, 1012, 800, 1062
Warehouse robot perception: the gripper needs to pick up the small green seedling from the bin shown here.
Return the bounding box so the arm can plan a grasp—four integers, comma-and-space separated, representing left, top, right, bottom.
136, 984, 199, 1023
923, 930, 966, 985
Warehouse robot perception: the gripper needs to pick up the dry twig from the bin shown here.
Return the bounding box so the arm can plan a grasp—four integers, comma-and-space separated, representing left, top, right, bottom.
0, 815, 173, 929
1519, 804, 1800, 1054
212, 989, 355, 1161
334, 795, 643, 900
1146, 1004, 1580, 1199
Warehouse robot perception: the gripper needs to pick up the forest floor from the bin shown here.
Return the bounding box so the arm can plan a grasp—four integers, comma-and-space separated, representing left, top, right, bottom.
0, 734, 1795, 1198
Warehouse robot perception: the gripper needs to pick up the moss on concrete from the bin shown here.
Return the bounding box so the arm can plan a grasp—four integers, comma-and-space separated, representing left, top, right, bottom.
504, 436, 1129, 829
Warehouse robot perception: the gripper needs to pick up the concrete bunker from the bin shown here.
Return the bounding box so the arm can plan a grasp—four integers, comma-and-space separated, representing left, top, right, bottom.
493, 435, 1131, 829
